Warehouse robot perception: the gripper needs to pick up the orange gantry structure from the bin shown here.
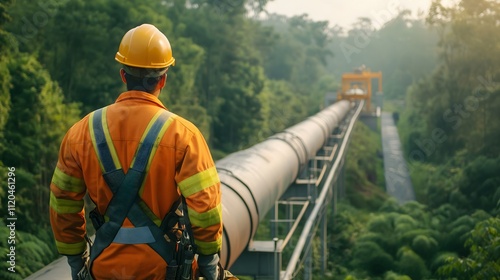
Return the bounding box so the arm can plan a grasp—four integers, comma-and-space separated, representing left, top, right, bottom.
337, 65, 383, 113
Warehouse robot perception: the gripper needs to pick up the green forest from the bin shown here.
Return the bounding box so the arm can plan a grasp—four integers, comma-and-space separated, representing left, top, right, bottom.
329, 0, 500, 279
0, 0, 498, 279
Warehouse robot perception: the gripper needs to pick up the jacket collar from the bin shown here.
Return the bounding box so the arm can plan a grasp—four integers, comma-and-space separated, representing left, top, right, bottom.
115, 91, 167, 110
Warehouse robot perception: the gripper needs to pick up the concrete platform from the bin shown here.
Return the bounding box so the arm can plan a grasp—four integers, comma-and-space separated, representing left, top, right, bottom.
25, 256, 71, 280
381, 112, 415, 203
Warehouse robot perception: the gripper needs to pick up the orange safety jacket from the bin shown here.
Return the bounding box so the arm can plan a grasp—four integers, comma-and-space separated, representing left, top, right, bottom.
49, 91, 222, 279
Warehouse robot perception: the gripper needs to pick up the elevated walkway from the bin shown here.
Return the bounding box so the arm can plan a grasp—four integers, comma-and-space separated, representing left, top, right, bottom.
381, 112, 415, 203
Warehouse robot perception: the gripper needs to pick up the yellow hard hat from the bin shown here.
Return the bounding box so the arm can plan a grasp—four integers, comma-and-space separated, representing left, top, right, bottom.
115, 24, 175, 69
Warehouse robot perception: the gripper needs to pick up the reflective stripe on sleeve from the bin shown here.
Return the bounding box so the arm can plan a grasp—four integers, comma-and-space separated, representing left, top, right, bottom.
49, 192, 84, 214
194, 238, 222, 255
51, 167, 85, 193
55, 239, 87, 255
178, 167, 219, 197
187, 203, 222, 229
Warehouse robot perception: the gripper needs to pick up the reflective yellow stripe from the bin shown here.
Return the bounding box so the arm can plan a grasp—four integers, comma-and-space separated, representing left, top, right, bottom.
194, 238, 222, 255
50, 192, 84, 214
138, 111, 174, 196
145, 116, 174, 172
55, 240, 86, 255
88, 112, 104, 171
101, 107, 121, 169
89, 108, 121, 172
187, 204, 222, 228
51, 167, 85, 193
131, 110, 162, 168
178, 167, 219, 197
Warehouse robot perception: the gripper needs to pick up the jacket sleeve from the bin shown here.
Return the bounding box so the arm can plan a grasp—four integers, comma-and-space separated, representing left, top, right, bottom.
49, 130, 87, 256
176, 130, 222, 255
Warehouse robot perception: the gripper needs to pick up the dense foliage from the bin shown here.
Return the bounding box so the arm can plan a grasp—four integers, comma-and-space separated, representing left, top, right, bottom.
0, 0, 77, 278
397, 1, 500, 277
328, 115, 499, 279
400, 0, 500, 162
328, 0, 500, 279
344, 122, 387, 211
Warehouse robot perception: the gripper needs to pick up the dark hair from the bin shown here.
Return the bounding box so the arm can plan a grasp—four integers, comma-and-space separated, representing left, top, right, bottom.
124, 73, 162, 93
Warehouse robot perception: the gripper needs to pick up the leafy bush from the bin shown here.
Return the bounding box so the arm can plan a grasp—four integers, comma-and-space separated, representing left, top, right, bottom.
411, 235, 438, 259
384, 271, 412, 280
350, 241, 394, 276
438, 218, 500, 280
0, 220, 57, 279
396, 247, 429, 280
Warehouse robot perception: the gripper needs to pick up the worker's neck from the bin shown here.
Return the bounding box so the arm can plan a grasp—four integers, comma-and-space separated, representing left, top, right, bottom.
152, 90, 161, 97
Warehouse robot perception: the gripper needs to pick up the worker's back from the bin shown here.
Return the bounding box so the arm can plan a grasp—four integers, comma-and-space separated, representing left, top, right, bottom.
51, 90, 220, 279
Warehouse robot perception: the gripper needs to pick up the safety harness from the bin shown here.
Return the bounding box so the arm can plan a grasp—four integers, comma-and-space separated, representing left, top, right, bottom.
81, 107, 196, 279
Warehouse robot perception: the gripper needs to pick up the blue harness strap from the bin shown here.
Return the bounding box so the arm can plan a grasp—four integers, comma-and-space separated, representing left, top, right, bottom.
91, 108, 117, 173
89, 108, 176, 269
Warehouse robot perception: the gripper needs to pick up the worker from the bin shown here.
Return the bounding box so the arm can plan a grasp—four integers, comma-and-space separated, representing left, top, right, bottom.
49, 24, 223, 280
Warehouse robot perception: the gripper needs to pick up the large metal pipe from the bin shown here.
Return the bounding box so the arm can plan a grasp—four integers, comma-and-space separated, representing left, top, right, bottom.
219, 100, 351, 268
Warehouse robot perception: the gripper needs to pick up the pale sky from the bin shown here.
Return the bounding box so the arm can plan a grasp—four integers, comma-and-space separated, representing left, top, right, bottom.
264, 0, 437, 30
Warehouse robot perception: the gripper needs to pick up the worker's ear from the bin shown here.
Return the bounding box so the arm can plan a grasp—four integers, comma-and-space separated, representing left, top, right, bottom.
158, 73, 167, 89
120, 69, 127, 84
